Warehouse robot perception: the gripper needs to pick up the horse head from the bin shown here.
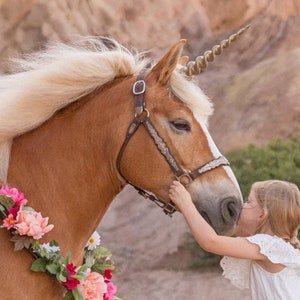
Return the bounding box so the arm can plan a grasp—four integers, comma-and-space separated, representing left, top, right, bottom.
117, 26, 250, 235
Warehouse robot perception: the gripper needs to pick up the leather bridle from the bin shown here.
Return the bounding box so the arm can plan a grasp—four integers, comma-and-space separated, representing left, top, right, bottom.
116, 73, 230, 216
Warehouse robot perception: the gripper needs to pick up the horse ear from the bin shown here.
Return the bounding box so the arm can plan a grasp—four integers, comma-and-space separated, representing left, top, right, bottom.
150, 39, 186, 85
178, 55, 189, 66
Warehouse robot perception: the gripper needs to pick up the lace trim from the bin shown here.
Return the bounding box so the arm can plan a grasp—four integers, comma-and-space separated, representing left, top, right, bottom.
220, 256, 251, 289
247, 234, 300, 268
220, 234, 300, 289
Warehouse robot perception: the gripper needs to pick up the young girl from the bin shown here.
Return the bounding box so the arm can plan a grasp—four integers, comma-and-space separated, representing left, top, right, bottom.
169, 180, 300, 299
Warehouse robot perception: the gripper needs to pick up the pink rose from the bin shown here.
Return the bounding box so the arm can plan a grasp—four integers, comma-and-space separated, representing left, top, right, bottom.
79, 271, 107, 300
0, 186, 28, 206
104, 281, 117, 300
15, 210, 54, 239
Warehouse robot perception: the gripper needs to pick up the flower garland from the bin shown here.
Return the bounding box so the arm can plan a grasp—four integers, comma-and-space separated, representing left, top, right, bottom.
0, 185, 121, 300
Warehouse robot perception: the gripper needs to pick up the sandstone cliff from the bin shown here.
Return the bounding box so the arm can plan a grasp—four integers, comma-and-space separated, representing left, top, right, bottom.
1, 0, 299, 152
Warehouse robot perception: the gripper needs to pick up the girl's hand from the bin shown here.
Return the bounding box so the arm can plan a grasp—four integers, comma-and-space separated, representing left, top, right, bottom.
169, 180, 193, 210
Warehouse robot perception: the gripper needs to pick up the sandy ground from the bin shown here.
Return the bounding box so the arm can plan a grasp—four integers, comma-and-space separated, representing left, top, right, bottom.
114, 269, 251, 300
99, 186, 251, 300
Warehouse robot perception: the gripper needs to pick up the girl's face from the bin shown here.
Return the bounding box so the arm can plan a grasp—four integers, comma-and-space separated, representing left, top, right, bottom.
236, 190, 265, 237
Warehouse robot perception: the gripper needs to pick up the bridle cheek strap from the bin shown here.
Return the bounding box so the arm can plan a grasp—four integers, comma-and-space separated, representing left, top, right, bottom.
116, 74, 230, 216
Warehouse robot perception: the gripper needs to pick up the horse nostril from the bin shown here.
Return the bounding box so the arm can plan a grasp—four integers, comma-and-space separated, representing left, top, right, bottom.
228, 202, 236, 218
221, 198, 241, 222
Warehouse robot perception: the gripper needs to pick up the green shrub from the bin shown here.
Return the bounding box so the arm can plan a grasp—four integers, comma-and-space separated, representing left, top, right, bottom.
187, 135, 300, 269
227, 135, 300, 198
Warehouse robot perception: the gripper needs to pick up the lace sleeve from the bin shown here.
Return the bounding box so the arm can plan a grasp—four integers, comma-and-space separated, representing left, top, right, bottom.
246, 234, 300, 269
220, 256, 251, 289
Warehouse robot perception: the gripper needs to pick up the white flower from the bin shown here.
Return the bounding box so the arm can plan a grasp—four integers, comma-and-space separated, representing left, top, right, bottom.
40, 242, 60, 253
86, 231, 101, 250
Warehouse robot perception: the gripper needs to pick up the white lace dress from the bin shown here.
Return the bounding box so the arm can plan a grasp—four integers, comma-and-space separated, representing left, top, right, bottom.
220, 234, 300, 300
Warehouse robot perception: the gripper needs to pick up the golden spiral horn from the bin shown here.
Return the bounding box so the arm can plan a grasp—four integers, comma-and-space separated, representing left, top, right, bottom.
184, 24, 250, 77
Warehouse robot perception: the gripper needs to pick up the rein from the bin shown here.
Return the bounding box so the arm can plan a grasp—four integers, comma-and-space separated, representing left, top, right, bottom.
116, 74, 230, 216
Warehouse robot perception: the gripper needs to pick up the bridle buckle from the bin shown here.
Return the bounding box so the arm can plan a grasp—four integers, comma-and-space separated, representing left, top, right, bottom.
132, 80, 146, 95
162, 201, 176, 217
176, 172, 193, 187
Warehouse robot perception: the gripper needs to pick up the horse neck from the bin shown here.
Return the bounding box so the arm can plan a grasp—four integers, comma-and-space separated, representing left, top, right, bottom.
7, 78, 134, 262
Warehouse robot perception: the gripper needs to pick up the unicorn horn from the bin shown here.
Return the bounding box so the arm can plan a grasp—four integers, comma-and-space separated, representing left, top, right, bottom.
184, 24, 250, 77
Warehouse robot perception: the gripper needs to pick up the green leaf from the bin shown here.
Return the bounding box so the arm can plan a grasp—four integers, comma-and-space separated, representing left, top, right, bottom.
76, 264, 88, 274
72, 288, 84, 300
31, 240, 40, 250
0, 195, 15, 210
50, 240, 59, 247
30, 258, 48, 272
91, 262, 116, 273
92, 246, 112, 259
65, 251, 72, 264
58, 273, 67, 283
0, 204, 6, 213
46, 263, 59, 275
22, 206, 35, 212
63, 291, 75, 300
72, 273, 85, 280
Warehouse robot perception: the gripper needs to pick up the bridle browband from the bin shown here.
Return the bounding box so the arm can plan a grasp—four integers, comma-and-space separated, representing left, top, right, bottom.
116, 73, 230, 216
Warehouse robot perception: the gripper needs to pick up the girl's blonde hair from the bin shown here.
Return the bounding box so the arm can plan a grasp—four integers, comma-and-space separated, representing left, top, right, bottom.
252, 180, 300, 249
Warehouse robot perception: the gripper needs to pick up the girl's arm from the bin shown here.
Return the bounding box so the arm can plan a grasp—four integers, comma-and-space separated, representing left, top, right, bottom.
169, 181, 265, 260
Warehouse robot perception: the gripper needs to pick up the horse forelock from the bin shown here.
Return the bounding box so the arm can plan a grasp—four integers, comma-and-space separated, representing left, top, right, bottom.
170, 71, 214, 126
0, 37, 150, 181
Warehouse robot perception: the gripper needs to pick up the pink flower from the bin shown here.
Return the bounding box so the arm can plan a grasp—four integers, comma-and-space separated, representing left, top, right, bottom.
15, 210, 54, 239
79, 271, 107, 300
104, 269, 112, 280
62, 277, 80, 290
8, 206, 20, 218
3, 214, 16, 229
66, 263, 77, 276
0, 186, 28, 206
104, 281, 117, 300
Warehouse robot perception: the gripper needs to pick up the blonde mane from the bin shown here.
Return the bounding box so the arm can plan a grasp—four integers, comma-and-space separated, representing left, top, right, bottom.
0, 37, 213, 182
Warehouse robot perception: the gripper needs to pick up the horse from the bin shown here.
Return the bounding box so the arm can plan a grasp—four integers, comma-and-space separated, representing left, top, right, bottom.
0, 26, 248, 299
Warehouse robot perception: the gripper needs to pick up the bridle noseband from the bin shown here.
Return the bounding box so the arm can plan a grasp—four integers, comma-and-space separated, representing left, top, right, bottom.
116, 74, 230, 216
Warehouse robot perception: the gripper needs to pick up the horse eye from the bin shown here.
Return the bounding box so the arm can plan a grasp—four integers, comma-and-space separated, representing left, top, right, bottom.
170, 120, 191, 132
